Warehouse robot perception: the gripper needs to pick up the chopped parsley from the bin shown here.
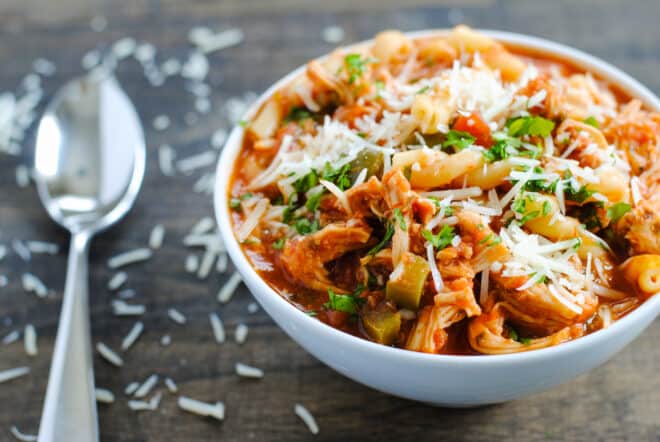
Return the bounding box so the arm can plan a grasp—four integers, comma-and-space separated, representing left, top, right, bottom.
393, 208, 407, 230
344, 54, 375, 84
321, 163, 352, 190
508, 326, 519, 341
374, 80, 385, 98
607, 202, 631, 223
584, 116, 599, 128
285, 106, 314, 122
293, 170, 319, 194
287, 162, 353, 218
305, 191, 324, 212
512, 194, 530, 214
511, 194, 544, 225
483, 130, 525, 163
428, 197, 454, 216
442, 130, 475, 152
416, 85, 430, 95
519, 167, 558, 193
422, 225, 455, 250
576, 202, 604, 231
479, 233, 502, 247
572, 237, 582, 250
272, 238, 285, 250
324, 285, 365, 314
542, 200, 552, 217
565, 183, 594, 203
229, 192, 253, 211
238, 120, 248, 127
508, 325, 532, 345
519, 210, 541, 225
282, 193, 298, 224
494, 131, 523, 149
294, 218, 319, 235
368, 222, 395, 256
507, 116, 555, 138
305, 310, 318, 317
483, 140, 510, 163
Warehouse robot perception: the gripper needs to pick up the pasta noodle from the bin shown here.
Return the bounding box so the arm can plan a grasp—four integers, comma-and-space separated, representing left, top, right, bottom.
620, 255, 660, 298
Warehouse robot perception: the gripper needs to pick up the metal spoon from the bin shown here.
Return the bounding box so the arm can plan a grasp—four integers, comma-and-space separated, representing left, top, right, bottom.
33, 72, 145, 442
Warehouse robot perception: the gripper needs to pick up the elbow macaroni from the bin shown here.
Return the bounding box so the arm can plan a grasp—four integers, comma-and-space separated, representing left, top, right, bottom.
411, 93, 454, 134
248, 99, 282, 140
464, 158, 515, 189
409, 149, 482, 188
621, 255, 660, 297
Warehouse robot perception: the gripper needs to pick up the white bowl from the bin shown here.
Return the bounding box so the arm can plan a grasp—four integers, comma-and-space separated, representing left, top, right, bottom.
214, 30, 660, 406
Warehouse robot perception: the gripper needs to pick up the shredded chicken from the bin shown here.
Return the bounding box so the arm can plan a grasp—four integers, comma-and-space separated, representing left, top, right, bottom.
307, 60, 352, 105
619, 201, 660, 255
345, 176, 388, 218
280, 219, 372, 292
617, 162, 660, 254
604, 99, 660, 174
468, 303, 584, 355
493, 274, 597, 334
406, 304, 464, 353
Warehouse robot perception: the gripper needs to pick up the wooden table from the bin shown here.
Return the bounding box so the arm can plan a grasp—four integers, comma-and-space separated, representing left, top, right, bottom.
1, 1, 658, 440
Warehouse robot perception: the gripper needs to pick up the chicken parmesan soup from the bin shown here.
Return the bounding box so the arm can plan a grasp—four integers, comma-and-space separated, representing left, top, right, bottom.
229, 26, 660, 355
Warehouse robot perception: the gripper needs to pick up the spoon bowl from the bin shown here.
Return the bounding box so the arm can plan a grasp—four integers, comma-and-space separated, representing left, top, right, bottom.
34, 73, 145, 234
33, 71, 145, 442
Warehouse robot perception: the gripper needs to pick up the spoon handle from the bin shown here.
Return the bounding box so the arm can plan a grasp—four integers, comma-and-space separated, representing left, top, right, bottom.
38, 232, 98, 442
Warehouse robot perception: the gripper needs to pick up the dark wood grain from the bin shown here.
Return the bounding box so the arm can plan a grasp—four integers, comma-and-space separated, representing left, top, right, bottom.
1, 1, 659, 441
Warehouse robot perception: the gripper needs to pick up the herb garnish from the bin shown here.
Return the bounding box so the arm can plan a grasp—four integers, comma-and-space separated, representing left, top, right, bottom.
324, 285, 365, 314
507, 116, 555, 137
479, 233, 502, 247
508, 325, 532, 345
422, 225, 455, 250
607, 202, 631, 223
542, 200, 552, 217
518, 166, 558, 193
483, 140, 510, 163
284, 106, 314, 122
442, 130, 475, 152
305, 191, 324, 212
368, 222, 395, 256
294, 218, 319, 235
344, 54, 376, 84
229, 192, 253, 211
565, 183, 594, 203
584, 116, 599, 128
393, 208, 407, 230
576, 202, 604, 231
519, 210, 541, 225
293, 170, 319, 194
321, 163, 352, 190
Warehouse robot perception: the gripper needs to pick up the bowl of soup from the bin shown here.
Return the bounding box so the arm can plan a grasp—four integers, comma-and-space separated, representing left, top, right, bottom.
215, 26, 660, 405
